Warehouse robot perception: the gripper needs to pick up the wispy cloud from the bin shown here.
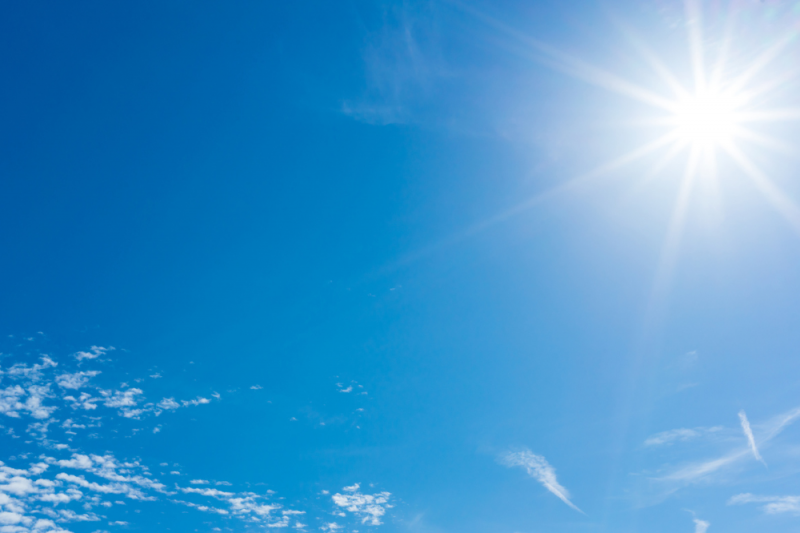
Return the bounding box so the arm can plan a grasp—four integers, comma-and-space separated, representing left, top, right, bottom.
657, 406, 800, 486
738, 410, 766, 466
728, 493, 800, 514
343, 2, 446, 126
499, 449, 583, 513
644, 426, 722, 447
693, 518, 710, 533
662, 449, 748, 483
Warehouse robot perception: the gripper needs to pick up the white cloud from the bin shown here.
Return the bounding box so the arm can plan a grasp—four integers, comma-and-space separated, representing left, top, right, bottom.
57, 454, 93, 470
738, 410, 765, 465
101, 389, 142, 409
728, 494, 800, 514
72, 346, 113, 362
0, 476, 38, 496
694, 518, 710, 533
182, 397, 211, 407
331, 484, 391, 526
0, 338, 378, 531
158, 398, 180, 410
250, 385, 263, 390
0, 385, 27, 418
56, 473, 133, 497
180, 487, 234, 499
56, 371, 100, 390
57, 509, 100, 522
6, 357, 57, 382
0, 511, 27, 526
0, 385, 57, 420
499, 449, 583, 513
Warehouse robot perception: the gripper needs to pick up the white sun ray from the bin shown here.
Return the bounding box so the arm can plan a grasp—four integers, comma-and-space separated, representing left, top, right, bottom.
462, 1, 800, 350
382, 131, 682, 273
646, 145, 702, 329
707, 2, 738, 90
722, 143, 800, 235
436, 0, 800, 286
739, 108, 800, 123
727, 30, 799, 95
453, 0, 679, 112
737, 66, 800, 104
618, 22, 689, 101
684, 0, 707, 92
732, 127, 795, 158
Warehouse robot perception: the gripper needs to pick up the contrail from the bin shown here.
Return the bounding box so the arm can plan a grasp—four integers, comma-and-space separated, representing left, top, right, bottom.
739, 410, 766, 466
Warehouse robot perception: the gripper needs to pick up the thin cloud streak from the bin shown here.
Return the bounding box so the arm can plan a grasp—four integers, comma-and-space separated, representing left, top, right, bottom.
499, 449, 583, 514
729, 493, 800, 515
659, 405, 800, 484
738, 410, 766, 466
644, 426, 722, 447
722, 143, 800, 236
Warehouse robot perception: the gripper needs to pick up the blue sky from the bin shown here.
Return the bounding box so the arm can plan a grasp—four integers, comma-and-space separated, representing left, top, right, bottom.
3, 1, 800, 532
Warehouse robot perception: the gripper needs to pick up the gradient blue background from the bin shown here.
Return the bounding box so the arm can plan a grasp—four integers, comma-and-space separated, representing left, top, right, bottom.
3, 1, 800, 532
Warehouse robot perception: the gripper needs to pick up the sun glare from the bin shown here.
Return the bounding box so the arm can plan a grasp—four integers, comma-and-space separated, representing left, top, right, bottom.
673, 89, 740, 147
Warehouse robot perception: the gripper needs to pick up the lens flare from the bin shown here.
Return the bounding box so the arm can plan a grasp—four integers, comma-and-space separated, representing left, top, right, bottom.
674, 90, 741, 147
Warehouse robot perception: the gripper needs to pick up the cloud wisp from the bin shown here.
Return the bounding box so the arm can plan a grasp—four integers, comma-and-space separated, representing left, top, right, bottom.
693, 517, 710, 533
499, 449, 583, 514
655, 406, 800, 487
738, 410, 766, 466
728, 493, 800, 515
644, 426, 722, 447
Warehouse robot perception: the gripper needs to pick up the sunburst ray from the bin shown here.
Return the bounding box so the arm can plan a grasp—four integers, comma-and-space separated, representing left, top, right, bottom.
723, 143, 800, 235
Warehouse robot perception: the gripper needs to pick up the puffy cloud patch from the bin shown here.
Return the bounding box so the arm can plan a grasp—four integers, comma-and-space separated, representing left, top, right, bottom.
55, 372, 100, 391
331, 484, 392, 526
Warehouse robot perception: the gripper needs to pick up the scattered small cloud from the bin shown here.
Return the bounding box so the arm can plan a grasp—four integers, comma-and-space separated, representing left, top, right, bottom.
1, 338, 392, 531
73, 346, 113, 362
331, 483, 392, 526
56, 371, 101, 390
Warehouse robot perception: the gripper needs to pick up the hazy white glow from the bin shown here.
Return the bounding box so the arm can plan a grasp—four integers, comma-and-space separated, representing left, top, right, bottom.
674, 90, 740, 147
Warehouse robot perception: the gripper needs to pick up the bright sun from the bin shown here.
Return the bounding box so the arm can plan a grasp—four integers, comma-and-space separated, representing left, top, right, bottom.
673, 89, 741, 148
